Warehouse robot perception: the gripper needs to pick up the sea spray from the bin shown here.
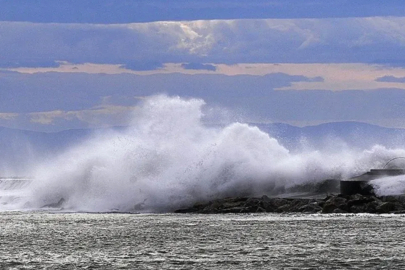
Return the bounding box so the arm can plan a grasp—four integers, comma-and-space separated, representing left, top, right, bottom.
372, 176, 405, 196
2, 95, 405, 212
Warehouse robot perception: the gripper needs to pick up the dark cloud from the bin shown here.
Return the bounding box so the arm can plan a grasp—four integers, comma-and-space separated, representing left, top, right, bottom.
307, 76, 324, 82
376, 76, 405, 83
120, 62, 164, 71
181, 63, 217, 71
371, 59, 405, 68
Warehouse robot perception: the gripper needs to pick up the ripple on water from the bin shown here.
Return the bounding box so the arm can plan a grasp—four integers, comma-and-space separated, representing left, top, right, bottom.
1, 213, 405, 269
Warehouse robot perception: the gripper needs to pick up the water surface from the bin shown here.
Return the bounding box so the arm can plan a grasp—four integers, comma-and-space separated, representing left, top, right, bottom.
1, 212, 404, 269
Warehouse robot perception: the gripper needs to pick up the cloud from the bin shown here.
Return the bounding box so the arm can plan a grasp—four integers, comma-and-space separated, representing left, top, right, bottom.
306, 76, 324, 82
12, 87, 405, 131
0, 113, 19, 120
8, 62, 405, 92
181, 62, 217, 71
120, 62, 164, 71
69, 105, 136, 127
1, 17, 405, 68
0, 70, 329, 131
27, 105, 136, 127
29, 111, 65, 125
376, 76, 405, 83
3, 69, 405, 131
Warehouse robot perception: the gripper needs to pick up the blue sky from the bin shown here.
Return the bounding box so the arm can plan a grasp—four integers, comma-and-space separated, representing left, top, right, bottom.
1, 1, 405, 131
1, 1, 404, 23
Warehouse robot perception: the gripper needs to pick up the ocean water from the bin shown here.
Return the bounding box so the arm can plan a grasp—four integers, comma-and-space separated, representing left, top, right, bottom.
1, 212, 405, 269
2, 95, 405, 269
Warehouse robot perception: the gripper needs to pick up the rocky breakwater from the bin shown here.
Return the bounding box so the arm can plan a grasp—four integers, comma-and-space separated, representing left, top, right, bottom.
175, 194, 405, 214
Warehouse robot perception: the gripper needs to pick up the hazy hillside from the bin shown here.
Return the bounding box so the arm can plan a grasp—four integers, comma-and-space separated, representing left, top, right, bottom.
256, 121, 405, 150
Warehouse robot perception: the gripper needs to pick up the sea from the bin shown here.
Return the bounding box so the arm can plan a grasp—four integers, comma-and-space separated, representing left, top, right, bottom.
1, 212, 405, 269
2, 96, 405, 269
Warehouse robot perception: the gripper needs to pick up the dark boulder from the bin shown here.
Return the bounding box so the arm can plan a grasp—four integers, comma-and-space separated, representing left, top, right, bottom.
364, 201, 379, 213
347, 193, 374, 206
299, 202, 322, 213
322, 196, 348, 213
332, 208, 348, 214
376, 202, 396, 213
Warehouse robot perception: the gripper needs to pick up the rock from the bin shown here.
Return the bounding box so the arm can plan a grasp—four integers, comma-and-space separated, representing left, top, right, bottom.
350, 204, 367, 213
174, 194, 405, 214
42, 198, 65, 208
347, 193, 373, 206
381, 196, 399, 203
261, 198, 289, 212
322, 196, 348, 213
381, 196, 405, 210
364, 201, 379, 213
261, 195, 271, 202
174, 208, 195, 213
332, 208, 348, 214
255, 206, 266, 213
393, 203, 405, 212
376, 202, 396, 213
276, 203, 292, 213
284, 199, 310, 212
299, 203, 322, 213
221, 207, 247, 213
322, 203, 336, 214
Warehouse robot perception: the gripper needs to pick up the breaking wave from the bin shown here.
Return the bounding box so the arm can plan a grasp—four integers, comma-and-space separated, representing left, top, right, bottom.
2, 95, 405, 212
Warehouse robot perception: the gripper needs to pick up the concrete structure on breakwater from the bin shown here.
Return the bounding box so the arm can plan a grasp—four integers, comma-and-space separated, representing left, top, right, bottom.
340, 157, 405, 196
340, 169, 405, 195
176, 160, 405, 214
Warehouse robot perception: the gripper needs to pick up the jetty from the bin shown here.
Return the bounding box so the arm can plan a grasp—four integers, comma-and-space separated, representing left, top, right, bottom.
176, 163, 405, 214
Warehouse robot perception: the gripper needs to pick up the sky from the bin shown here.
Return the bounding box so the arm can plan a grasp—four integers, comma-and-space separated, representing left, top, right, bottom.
1, 1, 405, 131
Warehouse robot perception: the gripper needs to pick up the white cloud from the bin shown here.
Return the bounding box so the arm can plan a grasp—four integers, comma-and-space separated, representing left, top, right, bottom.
2, 16, 405, 131
0, 113, 19, 120
1, 17, 405, 67
9, 62, 405, 92
27, 105, 136, 127
29, 111, 65, 125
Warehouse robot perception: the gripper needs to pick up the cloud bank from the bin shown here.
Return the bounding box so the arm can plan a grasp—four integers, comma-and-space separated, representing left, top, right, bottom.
2, 15, 405, 131
1, 17, 405, 68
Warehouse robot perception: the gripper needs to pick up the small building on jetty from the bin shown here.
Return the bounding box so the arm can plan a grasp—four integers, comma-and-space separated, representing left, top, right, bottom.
340, 169, 405, 195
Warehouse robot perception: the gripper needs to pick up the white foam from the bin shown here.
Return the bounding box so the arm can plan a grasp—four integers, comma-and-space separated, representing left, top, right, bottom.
372, 176, 405, 196
2, 95, 405, 212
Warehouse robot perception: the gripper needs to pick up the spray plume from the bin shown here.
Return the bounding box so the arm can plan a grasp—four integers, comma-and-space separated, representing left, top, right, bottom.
2, 95, 405, 212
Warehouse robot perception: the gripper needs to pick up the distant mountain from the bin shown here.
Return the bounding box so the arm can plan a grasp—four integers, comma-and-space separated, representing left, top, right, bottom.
256, 121, 405, 150
1, 121, 405, 172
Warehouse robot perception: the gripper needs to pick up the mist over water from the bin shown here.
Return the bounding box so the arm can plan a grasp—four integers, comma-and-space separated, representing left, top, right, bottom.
2, 95, 405, 212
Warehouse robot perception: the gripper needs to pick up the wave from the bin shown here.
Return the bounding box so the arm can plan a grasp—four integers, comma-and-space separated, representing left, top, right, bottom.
2, 95, 405, 212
